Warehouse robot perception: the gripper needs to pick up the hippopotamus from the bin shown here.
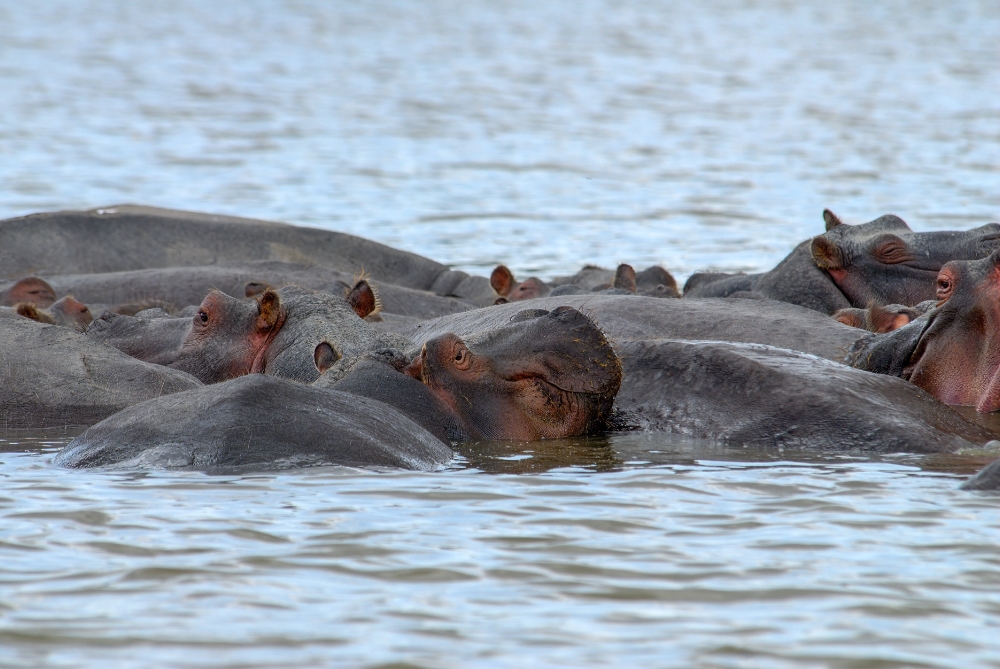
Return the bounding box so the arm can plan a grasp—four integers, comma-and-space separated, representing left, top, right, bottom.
0, 277, 57, 308
491, 263, 679, 303
0, 317, 201, 429
0, 205, 496, 305
38, 261, 477, 321
86, 308, 193, 365
53, 306, 623, 471
684, 210, 1000, 314
962, 459, 1000, 490
170, 281, 411, 384
849, 251, 1000, 414
53, 375, 453, 472
321, 306, 622, 441
7, 296, 94, 332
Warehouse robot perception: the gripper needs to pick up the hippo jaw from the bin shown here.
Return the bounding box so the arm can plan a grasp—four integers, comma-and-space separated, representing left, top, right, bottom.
903, 252, 1000, 413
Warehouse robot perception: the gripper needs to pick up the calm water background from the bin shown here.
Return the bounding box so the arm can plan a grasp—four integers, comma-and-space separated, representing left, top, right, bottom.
2, 1, 1000, 667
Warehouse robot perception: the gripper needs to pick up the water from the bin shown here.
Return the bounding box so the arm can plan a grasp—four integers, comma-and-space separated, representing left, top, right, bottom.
2, 1, 1000, 667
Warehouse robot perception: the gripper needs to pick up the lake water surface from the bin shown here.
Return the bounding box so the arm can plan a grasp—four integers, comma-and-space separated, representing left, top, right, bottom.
2, 1, 1000, 667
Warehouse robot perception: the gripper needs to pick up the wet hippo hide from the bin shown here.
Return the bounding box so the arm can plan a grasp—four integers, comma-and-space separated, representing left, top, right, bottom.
613, 340, 994, 453
0, 205, 494, 305
32, 262, 476, 319
325, 359, 468, 443
0, 318, 201, 429
86, 309, 193, 366
962, 459, 1000, 490
684, 240, 851, 313
53, 375, 453, 472
391, 295, 867, 362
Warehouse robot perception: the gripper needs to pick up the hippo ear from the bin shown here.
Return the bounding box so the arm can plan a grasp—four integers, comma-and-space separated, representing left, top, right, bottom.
494, 297, 509, 305
256, 289, 282, 330
613, 264, 637, 293
833, 308, 865, 329
346, 280, 381, 318
866, 303, 912, 334
811, 236, 845, 270
823, 209, 845, 231
313, 342, 340, 374
15, 302, 55, 324
490, 265, 515, 297
245, 281, 270, 298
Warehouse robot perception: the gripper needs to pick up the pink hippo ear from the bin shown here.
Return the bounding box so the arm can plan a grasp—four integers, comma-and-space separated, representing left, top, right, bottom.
613, 264, 637, 293
833, 308, 866, 329
346, 279, 381, 319
811, 236, 846, 273
313, 342, 340, 374
490, 265, 516, 298
823, 209, 845, 231
15, 302, 55, 324
255, 289, 282, 331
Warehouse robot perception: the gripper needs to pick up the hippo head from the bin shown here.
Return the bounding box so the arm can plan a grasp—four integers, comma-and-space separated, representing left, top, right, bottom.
1, 277, 57, 308
171, 280, 383, 384
170, 289, 286, 383
810, 210, 1000, 307
850, 251, 1000, 413
48, 296, 93, 332
406, 307, 622, 440
490, 265, 551, 304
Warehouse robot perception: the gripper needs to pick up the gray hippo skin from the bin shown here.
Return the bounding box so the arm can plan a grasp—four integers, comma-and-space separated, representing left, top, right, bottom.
685, 210, 1000, 314
0, 205, 494, 305
32, 262, 476, 319
0, 318, 201, 429
962, 460, 1000, 490
54, 375, 453, 472
390, 294, 867, 362
86, 309, 193, 366
613, 340, 994, 453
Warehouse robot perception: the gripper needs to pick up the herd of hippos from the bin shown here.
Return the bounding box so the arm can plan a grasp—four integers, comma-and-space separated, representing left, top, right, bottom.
3, 204, 1000, 489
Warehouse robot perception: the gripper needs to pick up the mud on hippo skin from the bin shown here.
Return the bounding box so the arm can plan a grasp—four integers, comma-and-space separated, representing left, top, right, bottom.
849, 251, 1000, 414
54, 374, 452, 472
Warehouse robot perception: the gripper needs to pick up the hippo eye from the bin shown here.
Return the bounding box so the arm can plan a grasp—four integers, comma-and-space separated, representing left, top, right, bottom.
872, 237, 914, 264
197, 310, 209, 324
454, 346, 472, 370
936, 277, 954, 301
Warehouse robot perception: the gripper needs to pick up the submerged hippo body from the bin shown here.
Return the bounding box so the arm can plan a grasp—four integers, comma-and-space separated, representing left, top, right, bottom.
614, 340, 994, 453
0, 205, 494, 305
54, 375, 453, 472
392, 294, 866, 362
685, 211, 1000, 314
0, 318, 201, 429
